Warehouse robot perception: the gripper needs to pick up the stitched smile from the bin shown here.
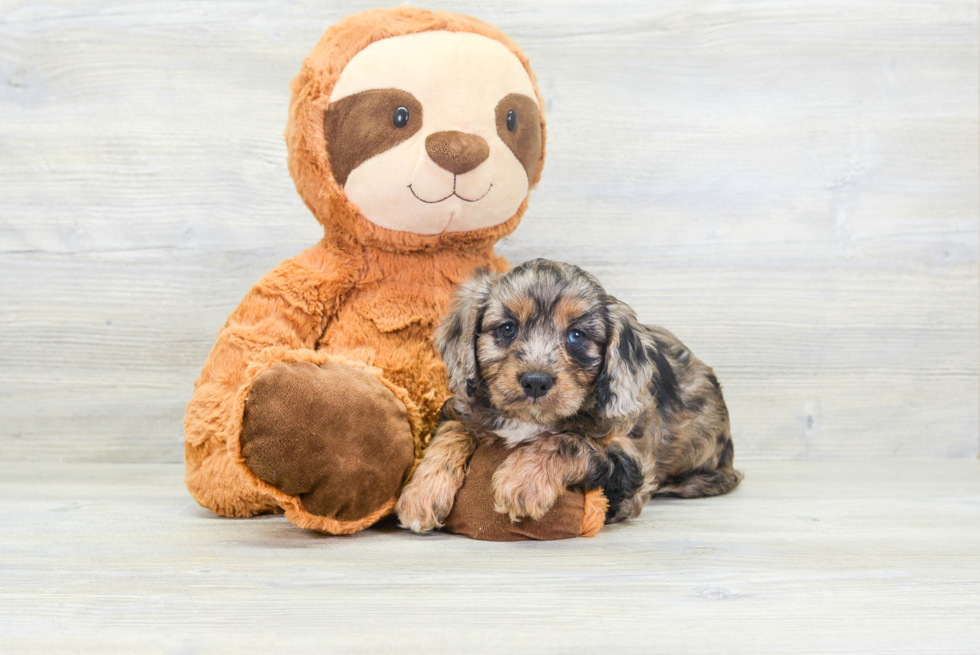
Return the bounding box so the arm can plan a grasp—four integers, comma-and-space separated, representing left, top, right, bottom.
408, 177, 492, 204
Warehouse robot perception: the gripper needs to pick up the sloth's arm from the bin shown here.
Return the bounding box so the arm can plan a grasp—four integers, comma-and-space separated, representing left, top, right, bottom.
184, 240, 359, 461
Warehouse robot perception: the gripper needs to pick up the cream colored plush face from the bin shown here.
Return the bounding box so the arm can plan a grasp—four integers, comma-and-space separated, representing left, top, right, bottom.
327, 31, 540, 234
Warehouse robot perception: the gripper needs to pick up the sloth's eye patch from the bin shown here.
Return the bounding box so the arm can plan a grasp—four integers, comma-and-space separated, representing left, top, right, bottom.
495, 93, 542, 183
324, 88, 423, 186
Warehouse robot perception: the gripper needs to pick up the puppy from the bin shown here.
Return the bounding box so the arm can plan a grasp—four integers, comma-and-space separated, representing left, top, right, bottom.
397, 259, 742, 532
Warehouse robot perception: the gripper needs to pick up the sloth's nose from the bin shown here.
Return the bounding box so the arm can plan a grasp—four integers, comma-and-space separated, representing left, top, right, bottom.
520, 372, 554, 399
425, 131, 490, 175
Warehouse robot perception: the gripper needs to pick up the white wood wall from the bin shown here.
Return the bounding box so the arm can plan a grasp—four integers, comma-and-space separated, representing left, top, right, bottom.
1, 0, 976, 463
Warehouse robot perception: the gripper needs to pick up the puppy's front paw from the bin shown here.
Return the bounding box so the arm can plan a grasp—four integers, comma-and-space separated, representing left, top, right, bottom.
396, 473, 457, 534
492, 465, 562, 523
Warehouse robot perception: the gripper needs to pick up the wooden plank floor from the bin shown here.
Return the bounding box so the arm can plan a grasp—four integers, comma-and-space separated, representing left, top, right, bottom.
1, 460, 977, 654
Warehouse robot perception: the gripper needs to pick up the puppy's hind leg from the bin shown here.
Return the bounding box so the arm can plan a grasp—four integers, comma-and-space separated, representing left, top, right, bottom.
655, 467, 743, 498
655, 440, 743, 498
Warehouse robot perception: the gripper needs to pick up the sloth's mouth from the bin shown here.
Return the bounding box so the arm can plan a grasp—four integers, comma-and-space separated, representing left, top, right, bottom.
408, 178, 492, 204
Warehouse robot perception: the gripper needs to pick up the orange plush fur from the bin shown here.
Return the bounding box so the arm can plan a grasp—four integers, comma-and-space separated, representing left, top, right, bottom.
183, 7, 547, 534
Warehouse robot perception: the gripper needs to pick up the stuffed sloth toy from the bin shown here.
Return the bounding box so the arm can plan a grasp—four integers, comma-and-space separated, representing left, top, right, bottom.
184, 6, 605, 539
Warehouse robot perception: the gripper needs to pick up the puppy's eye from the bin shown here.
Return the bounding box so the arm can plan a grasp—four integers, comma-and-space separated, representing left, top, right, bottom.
506, 109, 517, 131
566, 329, 586, 347
393, 106, 410, 128
497, 321, 518, 340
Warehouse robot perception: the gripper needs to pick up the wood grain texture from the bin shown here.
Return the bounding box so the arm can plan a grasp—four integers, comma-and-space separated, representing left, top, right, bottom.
0, 0, 977, 462
0, 460, 978, 653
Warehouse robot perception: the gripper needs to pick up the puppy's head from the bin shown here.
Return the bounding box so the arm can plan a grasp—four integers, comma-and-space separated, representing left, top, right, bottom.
436, 259, 654, 425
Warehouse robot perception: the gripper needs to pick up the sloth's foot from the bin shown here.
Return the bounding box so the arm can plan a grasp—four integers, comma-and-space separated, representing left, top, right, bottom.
240, 360, 415, 529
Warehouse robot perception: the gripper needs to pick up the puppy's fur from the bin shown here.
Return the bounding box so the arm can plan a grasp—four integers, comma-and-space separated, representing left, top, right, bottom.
397, 259, 742, 532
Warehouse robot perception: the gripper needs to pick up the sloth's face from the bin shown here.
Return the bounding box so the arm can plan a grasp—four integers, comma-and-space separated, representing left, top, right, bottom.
325, 31, 542, 235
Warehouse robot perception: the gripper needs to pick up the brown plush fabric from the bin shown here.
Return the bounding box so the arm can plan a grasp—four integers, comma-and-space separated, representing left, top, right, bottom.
323, 88, 424, 186
424, 131, 490, 175
494, 94, 543, 181
183, 7, 548, 534
240, 361, 414, 521
442, 439, 608, 541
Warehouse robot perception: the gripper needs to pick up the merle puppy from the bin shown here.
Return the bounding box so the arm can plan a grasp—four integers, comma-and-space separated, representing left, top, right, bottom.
397, 259, 741, 532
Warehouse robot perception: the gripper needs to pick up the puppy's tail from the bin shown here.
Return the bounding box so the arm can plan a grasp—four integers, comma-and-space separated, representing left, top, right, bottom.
654, 466, 743, 499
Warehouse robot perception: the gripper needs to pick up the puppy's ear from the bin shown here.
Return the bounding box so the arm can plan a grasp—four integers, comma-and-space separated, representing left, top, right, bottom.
595, 297, 655, 421
435, 269, 497, 399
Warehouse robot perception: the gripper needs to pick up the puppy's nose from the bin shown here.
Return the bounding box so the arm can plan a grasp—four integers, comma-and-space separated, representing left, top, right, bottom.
520, 372, 554, 399
425, 131, 489, 175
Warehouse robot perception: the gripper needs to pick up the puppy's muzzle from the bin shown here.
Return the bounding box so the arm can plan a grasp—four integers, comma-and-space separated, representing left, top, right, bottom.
519, 371, 554, 399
